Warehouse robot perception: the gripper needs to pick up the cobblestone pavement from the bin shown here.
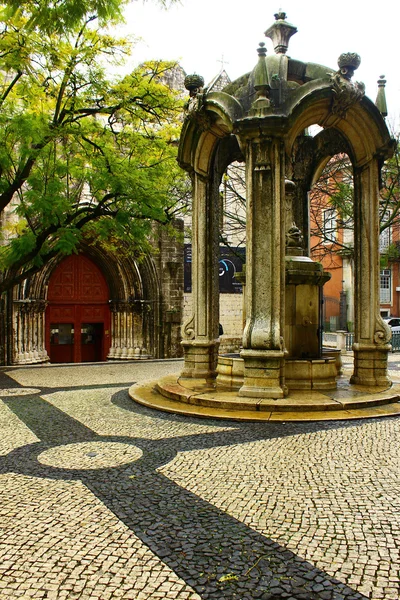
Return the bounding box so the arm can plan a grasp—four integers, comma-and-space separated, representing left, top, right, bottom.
0, 360, 399, 600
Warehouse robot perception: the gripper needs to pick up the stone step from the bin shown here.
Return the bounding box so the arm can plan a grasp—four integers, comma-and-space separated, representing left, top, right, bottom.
130, 377, 400, 422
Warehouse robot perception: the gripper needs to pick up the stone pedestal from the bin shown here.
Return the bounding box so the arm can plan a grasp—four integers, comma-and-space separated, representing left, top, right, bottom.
239, 349, 286, 398
285, 256, 330, 359
350, 344, 391, 387
181, 339, 219, 380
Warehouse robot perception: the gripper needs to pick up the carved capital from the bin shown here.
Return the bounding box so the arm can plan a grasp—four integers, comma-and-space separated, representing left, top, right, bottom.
15, 299, 47, 314
330, 72, 365, 119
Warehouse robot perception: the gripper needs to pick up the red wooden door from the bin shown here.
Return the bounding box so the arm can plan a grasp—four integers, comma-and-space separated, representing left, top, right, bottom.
46, 255, 111, 363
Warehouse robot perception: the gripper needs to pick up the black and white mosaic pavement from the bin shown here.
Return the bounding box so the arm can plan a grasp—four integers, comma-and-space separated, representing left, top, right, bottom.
0, 361, 399, 599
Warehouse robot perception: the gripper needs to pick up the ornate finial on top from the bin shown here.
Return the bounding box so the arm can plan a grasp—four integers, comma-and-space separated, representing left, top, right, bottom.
184, 74, 205, 98
265, 11, 297, 55
337, 52, 361, 80
274, 10, 287, 20
376, 75, 388, 117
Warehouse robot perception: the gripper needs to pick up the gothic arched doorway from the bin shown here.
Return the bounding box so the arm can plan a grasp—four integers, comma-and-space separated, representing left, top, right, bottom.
45, 255, 111, 363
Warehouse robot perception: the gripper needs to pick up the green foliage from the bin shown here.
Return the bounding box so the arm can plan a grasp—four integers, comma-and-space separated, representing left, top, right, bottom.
1, 0, 174, 34
0, 0, 187, 292
380, 243, 400, 268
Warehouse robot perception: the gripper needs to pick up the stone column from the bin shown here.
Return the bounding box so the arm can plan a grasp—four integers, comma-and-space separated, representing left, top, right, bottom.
107, 303, 118, 359
238, 135, 286, 398
13, 300, 49, 364
351, 159, 390, 386
14, 304, 24, 364
109, 301, 148, 360
120, 306, 128, 359
181, 171, 220, 379
126, 308, 135, 359
36, 301, 49, 362
133, 311, 142, 358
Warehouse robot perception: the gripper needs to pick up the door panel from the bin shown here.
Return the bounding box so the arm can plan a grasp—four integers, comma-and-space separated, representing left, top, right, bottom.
81, 323, 103, 362
46, 255, 111, 363
49, 323, 74, 364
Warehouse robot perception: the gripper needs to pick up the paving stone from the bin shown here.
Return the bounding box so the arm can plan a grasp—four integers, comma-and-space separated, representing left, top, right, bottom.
0, 361, 399, 599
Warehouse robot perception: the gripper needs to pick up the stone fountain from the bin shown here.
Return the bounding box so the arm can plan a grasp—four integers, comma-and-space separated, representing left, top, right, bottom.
131, 12, 400, 421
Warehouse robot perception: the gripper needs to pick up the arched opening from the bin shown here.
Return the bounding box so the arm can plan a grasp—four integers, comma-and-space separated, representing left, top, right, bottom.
45, 254, 111, 363
309, 152, 354, 333
218, 160, 246, 353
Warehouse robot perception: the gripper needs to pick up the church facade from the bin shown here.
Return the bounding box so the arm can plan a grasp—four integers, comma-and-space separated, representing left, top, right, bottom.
0, 220, 184, 365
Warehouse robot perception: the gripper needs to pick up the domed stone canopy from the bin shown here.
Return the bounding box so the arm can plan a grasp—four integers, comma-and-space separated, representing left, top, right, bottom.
147, 12, 397, 418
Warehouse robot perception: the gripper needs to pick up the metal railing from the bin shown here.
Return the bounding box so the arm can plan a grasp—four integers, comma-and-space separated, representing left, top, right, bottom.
323, 332, 337, 347
392, 332, 400, 352
323, 331, 400, 352
345, 333, 354, 351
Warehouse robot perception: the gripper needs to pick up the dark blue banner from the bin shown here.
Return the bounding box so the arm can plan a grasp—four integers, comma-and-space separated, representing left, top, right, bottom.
184, 245, 245, 293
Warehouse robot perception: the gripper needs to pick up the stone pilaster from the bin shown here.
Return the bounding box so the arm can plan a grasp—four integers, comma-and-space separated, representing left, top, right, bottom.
181, 172, 220, 379
237, 134, 286, 398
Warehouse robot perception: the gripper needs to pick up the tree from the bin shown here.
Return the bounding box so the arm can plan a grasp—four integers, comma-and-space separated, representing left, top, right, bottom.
0, 0, 186, 294
219, 162, 246, 254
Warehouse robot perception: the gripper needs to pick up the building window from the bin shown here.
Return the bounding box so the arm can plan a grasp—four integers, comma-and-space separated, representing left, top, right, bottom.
380, 269, 391, 304
379, 221, 391, 252
323, 208, 337, 243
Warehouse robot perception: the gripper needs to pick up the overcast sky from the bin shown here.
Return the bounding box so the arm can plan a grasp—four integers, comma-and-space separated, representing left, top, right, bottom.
118, 0, 400, 131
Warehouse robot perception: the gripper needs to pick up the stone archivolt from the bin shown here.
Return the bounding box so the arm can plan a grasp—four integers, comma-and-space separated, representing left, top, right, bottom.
7, 221, 184, 365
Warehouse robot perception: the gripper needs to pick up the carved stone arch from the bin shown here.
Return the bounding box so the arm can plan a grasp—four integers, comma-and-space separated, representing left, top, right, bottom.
137, 253, 162, 358
179, 101, 242, 378
286, 87, 392, 167
289, 127, 354, 247
285, 87, 394, 385
178, 92, 243, 178
311, 128, 353, 185
9, 241, 167, 364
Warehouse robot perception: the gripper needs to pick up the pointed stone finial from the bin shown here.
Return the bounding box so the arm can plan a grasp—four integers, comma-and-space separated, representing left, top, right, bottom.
265, 10, 297, 54
257, 41, 267, 58
250, 42, 270, 116
376, 75, 388, 117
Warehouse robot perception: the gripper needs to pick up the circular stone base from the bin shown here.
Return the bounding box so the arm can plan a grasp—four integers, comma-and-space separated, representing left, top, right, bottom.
130, 375, 400, 422
216, 354, 337, 391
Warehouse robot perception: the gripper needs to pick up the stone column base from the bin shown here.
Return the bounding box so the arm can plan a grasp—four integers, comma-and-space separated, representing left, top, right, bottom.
181, 339, 220, 380
350, 344, 391, 387
239, 349, 286, 398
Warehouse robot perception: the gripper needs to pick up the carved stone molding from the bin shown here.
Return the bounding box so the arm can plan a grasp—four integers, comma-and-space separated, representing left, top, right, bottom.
182, 314, 195, 340
330, 72, 365, 119
374, 317, 392, 345
14, 299, 47, 314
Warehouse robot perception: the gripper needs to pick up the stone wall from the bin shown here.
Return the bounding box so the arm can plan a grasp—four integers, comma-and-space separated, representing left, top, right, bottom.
184, 292, 243, 352
155, 220, 184, 358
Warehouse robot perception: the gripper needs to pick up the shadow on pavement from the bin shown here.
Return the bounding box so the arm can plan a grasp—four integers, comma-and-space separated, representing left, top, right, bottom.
0, 385, 370, 600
